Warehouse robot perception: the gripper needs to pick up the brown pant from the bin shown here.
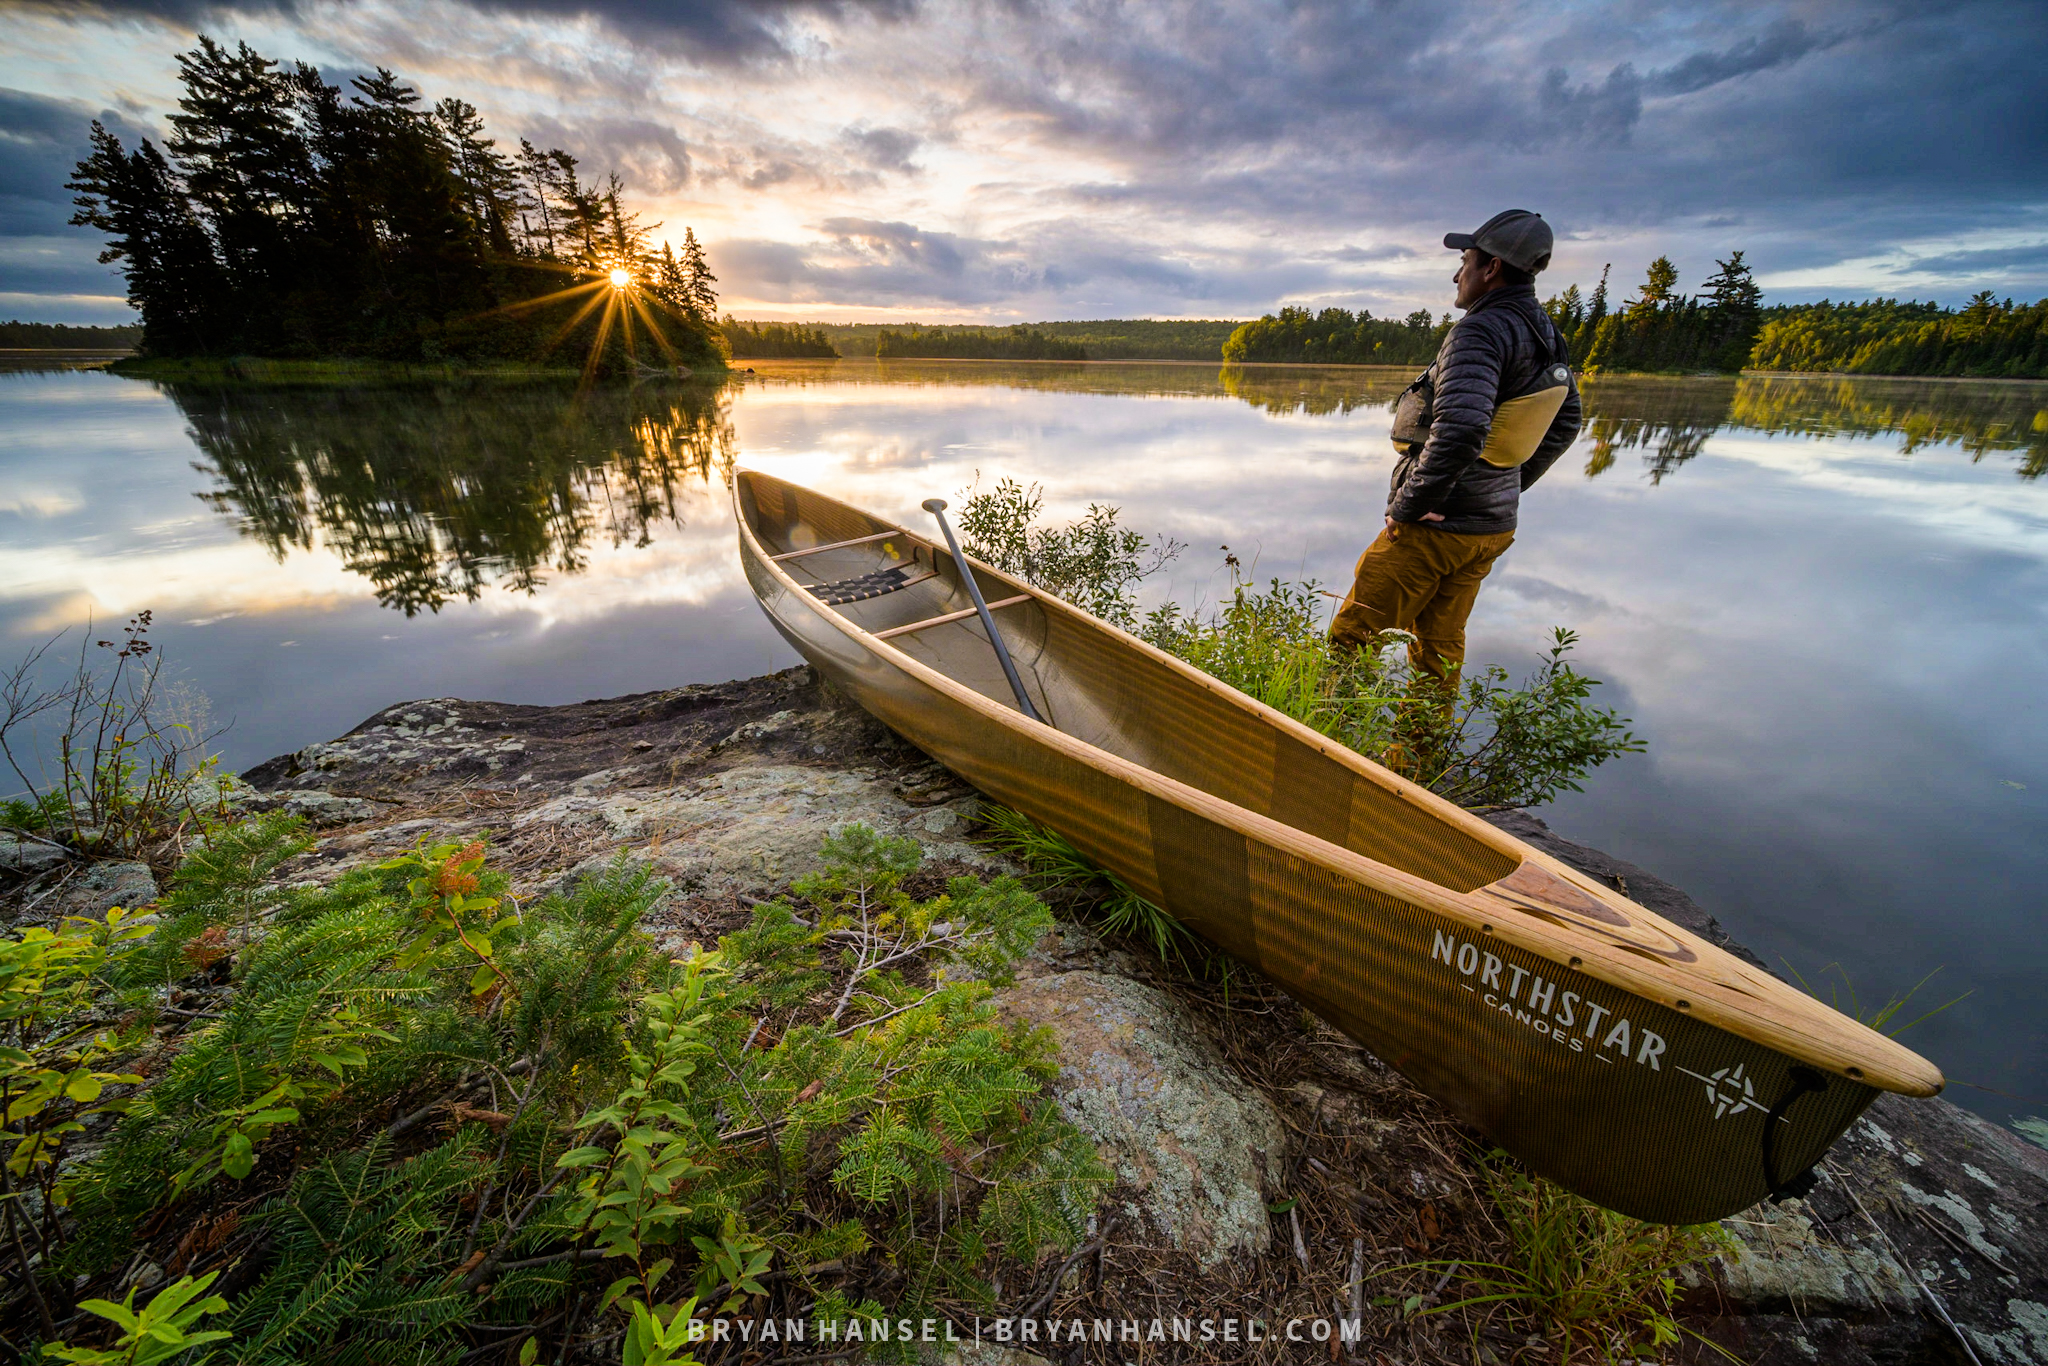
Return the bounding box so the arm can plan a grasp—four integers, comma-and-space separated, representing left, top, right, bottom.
1328, 522, 1516, 680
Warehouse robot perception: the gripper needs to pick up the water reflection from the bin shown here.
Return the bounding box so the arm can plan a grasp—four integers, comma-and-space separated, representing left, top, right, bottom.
171, 379, 736, 614
162, 363, 2047, 623
3, 360, 2045, 1129
1729, 376, 2048, 479
744, 360, 2047, 477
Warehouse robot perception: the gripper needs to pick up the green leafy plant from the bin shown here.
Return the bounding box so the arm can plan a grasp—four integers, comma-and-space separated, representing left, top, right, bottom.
623, 1294, 706, 1366
380, 836, 521, 997
21, 818, 1101, 1364
1143, 568, 1645, 811
0, 907, 155, 1337
958, 476, 1182, 630
41, 1271, 231, 1364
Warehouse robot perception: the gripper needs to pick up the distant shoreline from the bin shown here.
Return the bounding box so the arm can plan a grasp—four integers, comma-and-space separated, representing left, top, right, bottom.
101, 356, 730, 383
10, 350, 2044, 386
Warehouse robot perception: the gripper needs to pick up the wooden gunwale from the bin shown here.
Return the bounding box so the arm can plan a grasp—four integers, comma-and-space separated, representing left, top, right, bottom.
733, 471, 1941, 1099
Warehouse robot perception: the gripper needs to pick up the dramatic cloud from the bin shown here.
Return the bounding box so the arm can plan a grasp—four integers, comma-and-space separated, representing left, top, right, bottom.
1648, 17, 1838, 95
0, 88, 158, 314
3, 0, 2044, 320
14, 0, 917, 64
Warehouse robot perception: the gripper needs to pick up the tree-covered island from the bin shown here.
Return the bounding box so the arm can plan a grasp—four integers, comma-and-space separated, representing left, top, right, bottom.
67, 38, 727, 375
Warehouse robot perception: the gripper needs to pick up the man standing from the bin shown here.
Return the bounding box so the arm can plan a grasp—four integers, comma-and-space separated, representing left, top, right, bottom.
1328, 210, 1581, 683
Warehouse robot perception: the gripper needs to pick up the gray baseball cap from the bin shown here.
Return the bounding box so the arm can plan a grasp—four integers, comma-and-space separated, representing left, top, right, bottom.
1444, 209, 1553, 273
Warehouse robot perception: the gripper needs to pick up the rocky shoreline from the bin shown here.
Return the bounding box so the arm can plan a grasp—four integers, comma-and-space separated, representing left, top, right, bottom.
6, 666, 2042, 1363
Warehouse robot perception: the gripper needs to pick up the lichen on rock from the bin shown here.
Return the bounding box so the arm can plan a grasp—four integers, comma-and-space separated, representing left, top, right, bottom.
999, 968, 1286, 1266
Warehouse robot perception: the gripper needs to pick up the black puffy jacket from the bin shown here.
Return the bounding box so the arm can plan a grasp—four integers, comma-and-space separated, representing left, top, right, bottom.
1385, 284, 1581, 535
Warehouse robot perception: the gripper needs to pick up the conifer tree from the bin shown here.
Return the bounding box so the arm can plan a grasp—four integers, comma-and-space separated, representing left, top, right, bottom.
678, 227, 718, 319
1545, 282, 1584, 337
516, 139, 561, 256
67, 124, 226, 355
66, 36, 729, 369
1699, 250, 1763, 370
1573, 264, 1610, 363
1630, 257, 1679, 320
433, 98, 522, 251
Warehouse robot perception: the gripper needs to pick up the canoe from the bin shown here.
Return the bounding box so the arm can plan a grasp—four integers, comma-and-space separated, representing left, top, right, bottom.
732, 468, 1942, 1224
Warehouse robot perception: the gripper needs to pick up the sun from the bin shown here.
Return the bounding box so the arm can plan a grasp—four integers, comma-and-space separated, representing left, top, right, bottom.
608, 267, 631, 289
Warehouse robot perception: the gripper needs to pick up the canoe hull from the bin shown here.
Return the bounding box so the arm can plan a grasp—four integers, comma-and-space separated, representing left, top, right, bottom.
736, 471, 1895, 1224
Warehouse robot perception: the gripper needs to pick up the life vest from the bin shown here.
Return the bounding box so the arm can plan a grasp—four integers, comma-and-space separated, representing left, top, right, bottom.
1389, 305, 1573, 466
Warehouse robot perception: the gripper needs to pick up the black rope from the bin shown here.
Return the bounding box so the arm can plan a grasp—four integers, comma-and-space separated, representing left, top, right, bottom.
1763, 1064, 1827, 1203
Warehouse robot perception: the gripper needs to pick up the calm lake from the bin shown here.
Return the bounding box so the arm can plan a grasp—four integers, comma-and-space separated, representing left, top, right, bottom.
3, 358, 2044, 1133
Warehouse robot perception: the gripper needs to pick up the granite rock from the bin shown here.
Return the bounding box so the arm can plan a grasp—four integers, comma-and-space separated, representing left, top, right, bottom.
0, 833, 69, 877
998, 969, 1287, 1266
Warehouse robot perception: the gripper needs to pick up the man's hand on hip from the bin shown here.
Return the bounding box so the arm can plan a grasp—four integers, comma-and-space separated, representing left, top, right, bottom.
1385, 512, 1448, 527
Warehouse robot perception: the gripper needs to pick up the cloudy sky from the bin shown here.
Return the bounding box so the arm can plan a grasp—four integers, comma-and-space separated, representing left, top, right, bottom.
3, 0, 2044, 324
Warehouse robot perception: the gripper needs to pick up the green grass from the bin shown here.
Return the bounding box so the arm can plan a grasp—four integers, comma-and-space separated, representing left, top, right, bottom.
1393, 1150, 1734, 1363
1780, 960, 1972, 1037
977, 804, 1200, 971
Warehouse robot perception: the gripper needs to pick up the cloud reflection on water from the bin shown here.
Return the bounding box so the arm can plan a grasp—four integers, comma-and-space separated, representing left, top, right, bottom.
2, 360, 2045, 1127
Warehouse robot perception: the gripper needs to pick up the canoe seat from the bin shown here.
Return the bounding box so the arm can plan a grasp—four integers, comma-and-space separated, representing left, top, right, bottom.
809, 564, 938, 605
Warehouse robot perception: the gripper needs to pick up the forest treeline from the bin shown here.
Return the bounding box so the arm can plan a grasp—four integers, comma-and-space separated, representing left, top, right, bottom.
718, 317, 839, 358
1224, 252, 2048, 378
66, 37, 724, 369
1748, 295, 2048, 378
1221, 306, 1449, 366
726, 319, 1239, 359
875, 325, 1086, 360
0, 320, 142, 348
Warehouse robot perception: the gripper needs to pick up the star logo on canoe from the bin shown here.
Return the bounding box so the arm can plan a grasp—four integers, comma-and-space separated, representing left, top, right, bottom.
1676, 1062, 1758, 1119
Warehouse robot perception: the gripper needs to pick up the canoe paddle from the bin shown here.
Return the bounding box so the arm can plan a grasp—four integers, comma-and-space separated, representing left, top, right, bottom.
922, 498, 1044, 724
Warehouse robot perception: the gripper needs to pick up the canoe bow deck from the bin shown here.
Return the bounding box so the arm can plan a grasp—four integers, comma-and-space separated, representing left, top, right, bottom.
733, 468, 1941, 1224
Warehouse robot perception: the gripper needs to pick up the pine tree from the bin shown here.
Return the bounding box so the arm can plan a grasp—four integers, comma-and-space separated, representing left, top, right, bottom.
1545, 282, 1584, 337
64, 37, 731, 369
678, 227, 718, 319
1630, 257, 1679, 320
1698, 250, 1763, 371
433, 98, 522, 252
67, 123, 226, 355
162, 36, 315, 346
516, 139, 560, 256
549, 151, 604, 265
601, 173, 652, 272
1573, 264, 1610, 363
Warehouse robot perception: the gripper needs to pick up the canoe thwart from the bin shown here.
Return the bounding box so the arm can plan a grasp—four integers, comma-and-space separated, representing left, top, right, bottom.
770, 529, 908, 562
871, 593, 1033, 640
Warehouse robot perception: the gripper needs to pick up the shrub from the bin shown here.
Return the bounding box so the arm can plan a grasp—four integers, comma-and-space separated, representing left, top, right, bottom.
959, 485, 1643, 810
957, 477, 1183, 631
11, 819, 1101, 1363
0, 611, 225, 862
